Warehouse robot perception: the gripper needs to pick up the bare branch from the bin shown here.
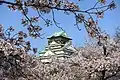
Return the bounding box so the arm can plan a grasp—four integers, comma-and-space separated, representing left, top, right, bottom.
36, 9, 49, 26
51, 9, 65, 32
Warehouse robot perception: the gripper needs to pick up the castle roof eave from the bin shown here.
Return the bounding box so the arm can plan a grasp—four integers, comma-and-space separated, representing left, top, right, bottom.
47, 36, 72, 40
39, 50, 46, 54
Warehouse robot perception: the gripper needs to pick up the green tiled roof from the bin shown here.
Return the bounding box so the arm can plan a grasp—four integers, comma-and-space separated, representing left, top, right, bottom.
48, 31, 72, 39
53, 31, 67, 37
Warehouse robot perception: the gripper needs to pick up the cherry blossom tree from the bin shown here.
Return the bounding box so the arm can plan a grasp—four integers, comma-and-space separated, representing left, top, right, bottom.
0, 0, 119, 80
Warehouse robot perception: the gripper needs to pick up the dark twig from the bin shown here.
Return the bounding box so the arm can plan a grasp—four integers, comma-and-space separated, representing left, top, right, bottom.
93, 1, 99, 8
51, 9, 65, 32
36, 9, 49, 26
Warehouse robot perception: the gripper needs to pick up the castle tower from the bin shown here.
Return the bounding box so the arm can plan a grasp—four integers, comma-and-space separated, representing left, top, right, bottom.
39, 31, 77, 63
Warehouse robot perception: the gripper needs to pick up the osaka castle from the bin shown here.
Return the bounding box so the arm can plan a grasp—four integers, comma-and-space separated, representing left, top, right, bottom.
39, 31, 77, 63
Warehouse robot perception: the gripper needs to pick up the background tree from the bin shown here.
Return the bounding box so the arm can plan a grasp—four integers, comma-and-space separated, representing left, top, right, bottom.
114, 27, 120, 44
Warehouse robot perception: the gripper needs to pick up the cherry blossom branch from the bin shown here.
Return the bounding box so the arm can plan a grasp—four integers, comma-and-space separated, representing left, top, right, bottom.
0, 1, 113, 15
